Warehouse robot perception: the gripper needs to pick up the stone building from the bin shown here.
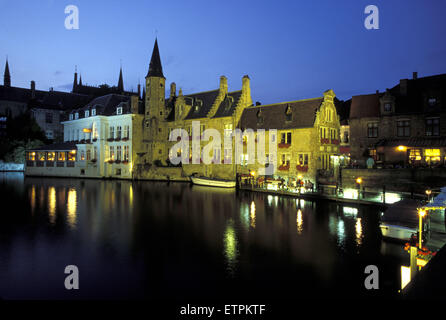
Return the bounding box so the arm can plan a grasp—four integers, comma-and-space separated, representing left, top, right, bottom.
135, 39, 253, 180
239, 89, 341, 186
349, 72, 446, 167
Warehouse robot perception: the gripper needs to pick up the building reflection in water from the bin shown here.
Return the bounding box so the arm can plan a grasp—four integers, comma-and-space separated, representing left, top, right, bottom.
355, 218, 363, 247
297, 209, 303, 234
250, 201, 256, 229
67, 188, 77, 229
48, 187, 56, 225
30, 185, 36, 215
223, 219, 238, 276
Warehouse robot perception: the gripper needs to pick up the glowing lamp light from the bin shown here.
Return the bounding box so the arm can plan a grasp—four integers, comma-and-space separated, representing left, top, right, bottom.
397, 145, 407, 152
356, 177, 362, 184
418, 209, 426, 218
250, 171, 256, 177
425, 189, 432, 196
297, 175, 303, 180
83, 128, 92, 133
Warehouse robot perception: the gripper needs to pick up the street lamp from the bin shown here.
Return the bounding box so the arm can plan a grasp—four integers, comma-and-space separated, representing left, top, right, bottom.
397, 145, 407, 152
418, 209, 426, 249
425, 189, 432, 202
356, 177, 362, 199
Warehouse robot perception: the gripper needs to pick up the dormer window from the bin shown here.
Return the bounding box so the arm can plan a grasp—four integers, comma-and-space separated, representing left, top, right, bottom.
384, 103, 392, 112
428, 98, 437, 107
69, 114, 74, 121
75, 112, 79, 120
92, 108, 96, 116
256, 109, 264, 125
117, 107, 123, 115
85, 110, 89, 118
285, 105, 292, 122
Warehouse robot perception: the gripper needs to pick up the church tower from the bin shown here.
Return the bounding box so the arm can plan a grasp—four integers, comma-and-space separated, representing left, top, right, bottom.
117, 66, 124, 93
4, 58, 11, 87
143, 38, 167, 164
145, 38, 166, 120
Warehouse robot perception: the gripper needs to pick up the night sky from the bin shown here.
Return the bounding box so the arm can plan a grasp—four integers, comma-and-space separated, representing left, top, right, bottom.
1, 0, 445, 104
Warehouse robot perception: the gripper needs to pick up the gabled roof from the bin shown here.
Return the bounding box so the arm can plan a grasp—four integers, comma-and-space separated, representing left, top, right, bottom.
183, 90, 220, 120
213, 91, 242, 118
69, 94, 133, 119
0, 85, 93, 110
240, 97, 324, 130
349, 93, 380, 119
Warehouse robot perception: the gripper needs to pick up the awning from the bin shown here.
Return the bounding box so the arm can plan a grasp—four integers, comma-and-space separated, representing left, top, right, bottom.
27, 141, 78, 152
421, 187, 446, 210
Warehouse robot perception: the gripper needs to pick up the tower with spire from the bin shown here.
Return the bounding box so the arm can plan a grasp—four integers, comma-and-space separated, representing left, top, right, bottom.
145, 38, 165, 121
4, 58, 11, 87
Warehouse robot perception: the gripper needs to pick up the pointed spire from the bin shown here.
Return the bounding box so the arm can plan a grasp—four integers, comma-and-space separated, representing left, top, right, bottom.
4, 57, 11, 87
79, 74, 83, 86
146, 38, 164, 78
118, 66, 124, 92
72, 65, 78, 92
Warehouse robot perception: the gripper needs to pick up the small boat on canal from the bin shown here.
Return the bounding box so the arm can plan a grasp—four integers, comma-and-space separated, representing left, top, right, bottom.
190, 176, 236, 188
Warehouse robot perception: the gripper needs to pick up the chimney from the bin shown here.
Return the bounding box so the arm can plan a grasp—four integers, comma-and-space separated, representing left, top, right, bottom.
30, 80, 35, 99
242, 75, 252, 105
170, 82, 176, 98
413, 72, 418, 80
131, 95, 139, 114
137, 83, 141, 97
219, 75, 228, 94
400, 79, 408, 96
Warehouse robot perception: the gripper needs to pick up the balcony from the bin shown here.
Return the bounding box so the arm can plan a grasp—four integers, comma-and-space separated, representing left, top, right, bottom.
278, 143, 291, 149
320, 138, 330, 144
331, 139, 340, 145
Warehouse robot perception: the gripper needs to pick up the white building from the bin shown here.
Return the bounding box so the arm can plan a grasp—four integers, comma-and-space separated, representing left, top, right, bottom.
25, 94, 143, 179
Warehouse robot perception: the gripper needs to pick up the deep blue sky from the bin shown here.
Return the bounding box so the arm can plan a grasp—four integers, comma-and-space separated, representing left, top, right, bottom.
1, 0, 445, 103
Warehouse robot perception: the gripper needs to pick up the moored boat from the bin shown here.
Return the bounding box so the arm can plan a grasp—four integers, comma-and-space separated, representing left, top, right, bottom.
190, 176, 236, 188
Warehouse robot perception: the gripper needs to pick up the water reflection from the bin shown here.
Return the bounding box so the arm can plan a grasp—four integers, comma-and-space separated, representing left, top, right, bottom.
67, 188, 77, 229
250, 201, 256, 228
356, 218, 363, 247
48, 187, 56, 225
0, 173, 406, 299
297, 209, 303, 234
223, 219, 238, 276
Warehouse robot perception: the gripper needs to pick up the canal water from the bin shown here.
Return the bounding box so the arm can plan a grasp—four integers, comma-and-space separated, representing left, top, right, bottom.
0, 173, 407, 300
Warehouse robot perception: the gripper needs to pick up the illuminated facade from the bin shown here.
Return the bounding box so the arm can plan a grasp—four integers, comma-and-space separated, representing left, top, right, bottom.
349, 72, 446, 167
25, 94, 143, 179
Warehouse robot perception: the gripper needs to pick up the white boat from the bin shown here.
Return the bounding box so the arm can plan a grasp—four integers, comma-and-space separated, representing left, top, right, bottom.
190, 176, 236, 188
379, 198, 423, 242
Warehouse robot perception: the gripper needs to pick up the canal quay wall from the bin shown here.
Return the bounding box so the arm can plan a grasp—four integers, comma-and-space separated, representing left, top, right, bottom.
341, 168, 446, 193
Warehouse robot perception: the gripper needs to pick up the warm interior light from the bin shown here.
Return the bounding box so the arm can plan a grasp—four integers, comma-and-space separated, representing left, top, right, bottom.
83, 128, 92, 133
397, 145, 407, 152
250, 171, 256, 177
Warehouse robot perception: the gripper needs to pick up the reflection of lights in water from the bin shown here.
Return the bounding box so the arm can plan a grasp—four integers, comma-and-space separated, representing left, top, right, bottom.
67, 189, 77, 228
224, 220, 238, 276
343, 206, 358, 217
296, 199, 305, 209
343, 188, 358, 199
297, 209, 303, 234
267, 195, 273, 206
355, 218, 363, 247
337, 220, 345, 241
48, 187, 56, 225
129, 184, 133, 207
250, 201, 256, 228
240, 203, 250, 229
30, 185, 36, 215
401, 266, 411, 289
